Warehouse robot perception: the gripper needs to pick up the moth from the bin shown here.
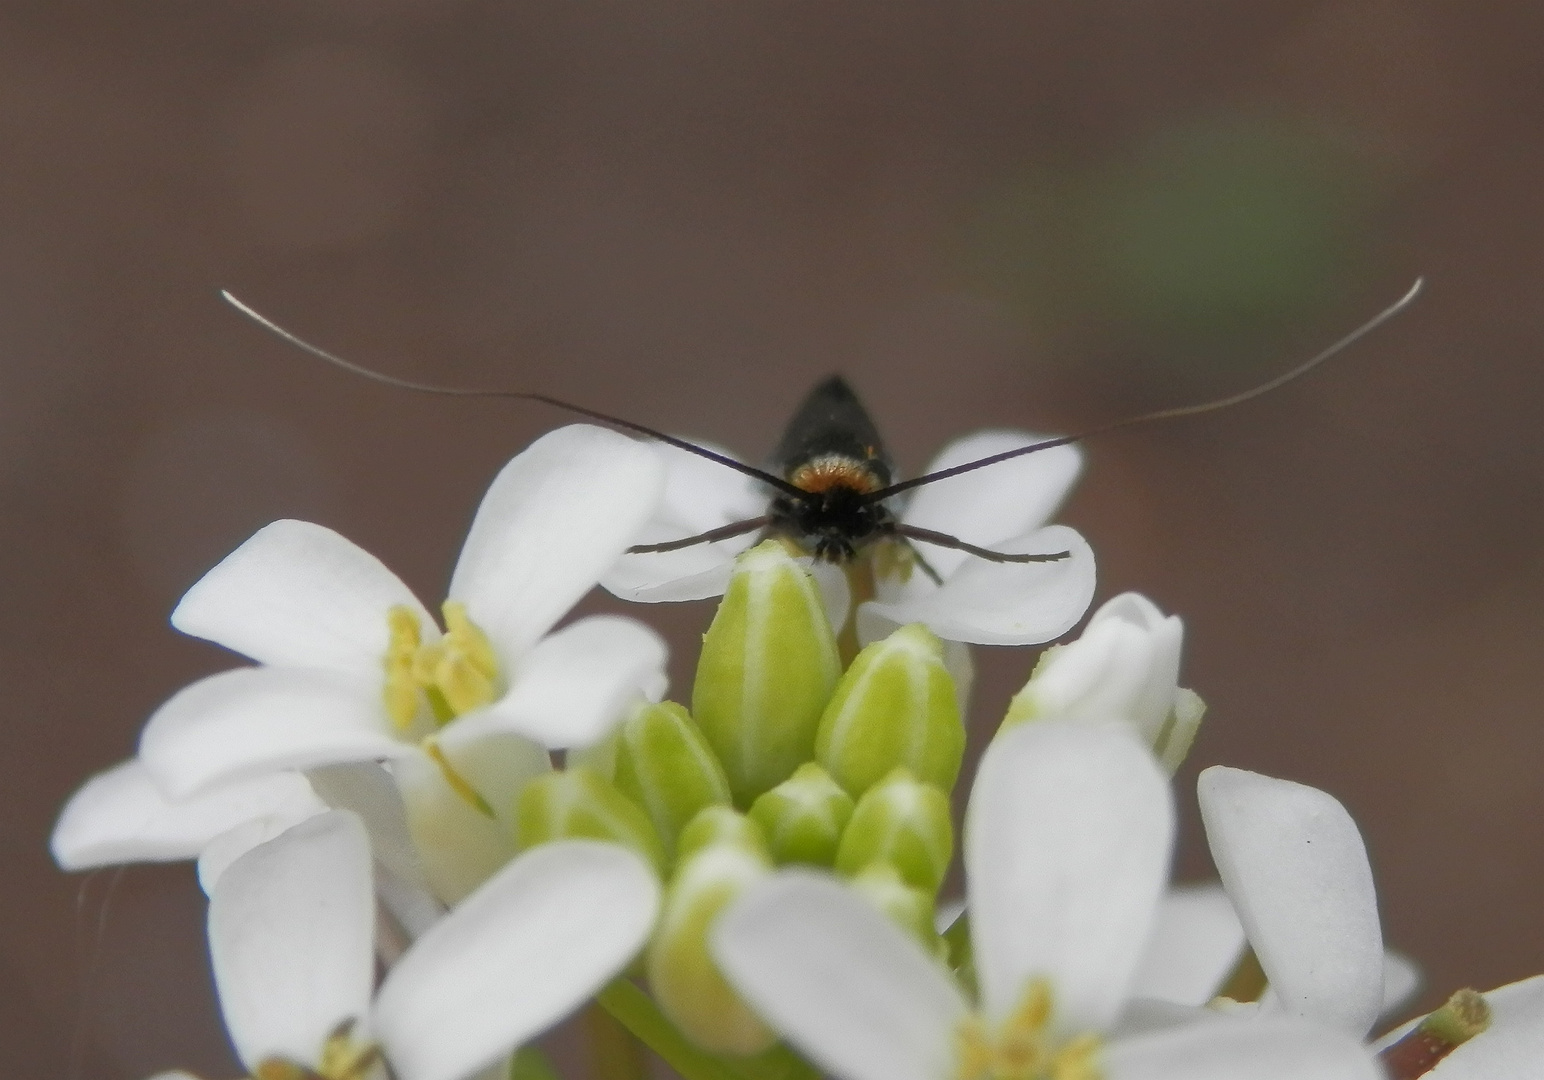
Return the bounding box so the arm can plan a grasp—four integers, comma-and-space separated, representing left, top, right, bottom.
221, 280, 1421, 584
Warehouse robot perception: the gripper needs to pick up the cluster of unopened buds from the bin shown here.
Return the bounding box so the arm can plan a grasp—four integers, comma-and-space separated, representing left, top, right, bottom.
53, 421, 1540, 1080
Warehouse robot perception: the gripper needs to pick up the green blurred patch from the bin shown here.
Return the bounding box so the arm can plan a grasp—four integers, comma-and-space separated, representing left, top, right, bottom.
963, 114, 1387, 381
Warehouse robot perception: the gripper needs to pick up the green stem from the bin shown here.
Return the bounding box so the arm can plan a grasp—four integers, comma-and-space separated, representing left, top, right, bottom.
595, 979, 745, 1080
585, 1000, 650, 1080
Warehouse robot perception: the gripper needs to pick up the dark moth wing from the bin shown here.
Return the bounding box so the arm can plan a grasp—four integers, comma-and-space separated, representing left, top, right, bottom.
770, 376, 893, 487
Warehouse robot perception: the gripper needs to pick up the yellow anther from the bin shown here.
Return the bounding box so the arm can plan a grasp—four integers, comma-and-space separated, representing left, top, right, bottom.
1005, 979, 1054, 1037
441, 601, 499, 680
433, 602, 500, 717
253, 1061, 311, 1080
1049, 1035, 1101, 1080
953, 979, 1104, 1080
317, 1018, 383, 1080
955, 1015, 994, 1080
383, 606, 425, 730
251, 1020, 381, 1080
380, 602, 503, 730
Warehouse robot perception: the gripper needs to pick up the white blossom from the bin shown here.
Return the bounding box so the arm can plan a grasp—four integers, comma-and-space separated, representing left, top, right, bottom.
714, 721, 1379, 1080
208, 811, 659, 1080
137, 424, 667, 800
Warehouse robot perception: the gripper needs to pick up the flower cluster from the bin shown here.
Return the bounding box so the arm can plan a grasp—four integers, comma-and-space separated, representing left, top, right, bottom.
53, 419, 1544, 1080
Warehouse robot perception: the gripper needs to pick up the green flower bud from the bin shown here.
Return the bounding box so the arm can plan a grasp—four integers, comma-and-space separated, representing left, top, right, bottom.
693, 540, 842, 806
835, 768, 953, 895
514, 767, 665, 874
613, 701, 733, 859
675, 805, 769, 864
816, 623, 963, 798
747, 762, 855, 867
850, 863, 943, 953
647, 841, 776, 1055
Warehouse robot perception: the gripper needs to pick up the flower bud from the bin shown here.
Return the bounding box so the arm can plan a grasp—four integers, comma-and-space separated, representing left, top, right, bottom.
747, 763, 855, 867
692, 540, 842, 805
612, 701, 733, 859
515, 767, 664, 874
834, 768, 953, 895
647, 840, 776, 1055
676, 805, 768, 864
847, 862, 942, 954
1003, 592, 1204, 770
816, 623, 963, 798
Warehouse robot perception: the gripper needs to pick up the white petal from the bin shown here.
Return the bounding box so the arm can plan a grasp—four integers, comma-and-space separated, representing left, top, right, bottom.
376, 862, 448, 942
208, 811, 374, 1071
393, 736, 551, 906
864, 525, 1096, 645
307, 762, 430, 890
1131, 883, 1246, 1007
171, 519, 432, 679
50, 759, 323, 870
139, 667, 408, 799
713, 869, 969, 1080
448, 425, 665, 658
1106, 1015, 1381, 1080
373, 840, 660, 1080
1424, 975, 1544, 1079
1027, 593, 1183, 742
899, 430, 1082, 580
1198, 767, 1383, 1036
967, 720, 1173, 1034
602, 439, 767, 602
456, 616, 667, 749
602, 549, 741, 602
198, 809, 328, 895
1380, 950, 1421, 1021
1088, 594, 1184, 736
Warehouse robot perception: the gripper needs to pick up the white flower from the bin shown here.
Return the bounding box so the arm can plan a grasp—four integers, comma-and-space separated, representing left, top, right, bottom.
1003, 593, 1203, 770
605, 430, 1095, 647
208, 810, 660, 1080
714, 720, 1379, 1080
49, 758, 325, 893
137, 424, 668, 804
1198, 766, 1386, 1037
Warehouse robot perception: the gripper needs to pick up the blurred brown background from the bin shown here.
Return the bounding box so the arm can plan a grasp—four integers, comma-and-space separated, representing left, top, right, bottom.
3, 2, 1542, 1076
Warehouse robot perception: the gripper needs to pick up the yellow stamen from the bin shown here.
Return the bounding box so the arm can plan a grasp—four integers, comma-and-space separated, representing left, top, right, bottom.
425, 740, 497, 819
252, 1019, 382, 1080
383, 606, 424, 731
954, 979, 1104, 1080
1050, 1035, 1101, 1080
381, 602, 503, 729
432, 601, 499, 716
955, 1015, 995, 1080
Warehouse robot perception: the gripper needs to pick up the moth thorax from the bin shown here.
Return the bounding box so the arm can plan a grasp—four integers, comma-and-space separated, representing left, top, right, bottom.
786, 454, 885, 495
